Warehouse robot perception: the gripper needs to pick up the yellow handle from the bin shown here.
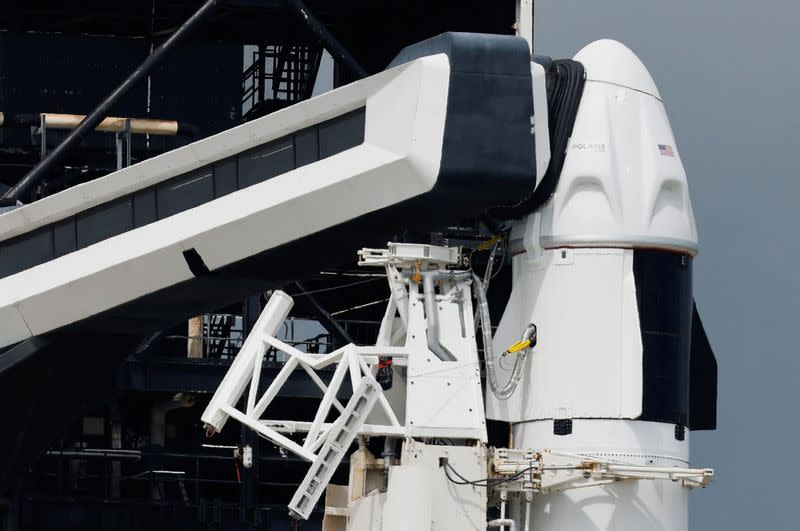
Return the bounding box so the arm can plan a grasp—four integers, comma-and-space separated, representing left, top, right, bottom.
506, 339, 532, 354
476, 234, 504, 252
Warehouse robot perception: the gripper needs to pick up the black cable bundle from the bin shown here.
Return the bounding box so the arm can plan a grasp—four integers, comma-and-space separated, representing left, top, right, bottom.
489, 59, 586, 221
443, 461, 536, 487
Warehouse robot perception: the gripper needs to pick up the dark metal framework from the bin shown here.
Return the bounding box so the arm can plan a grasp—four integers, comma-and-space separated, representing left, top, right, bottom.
0, 2, 518, 529
242, 43, 323, 120
2, 0, 222, 202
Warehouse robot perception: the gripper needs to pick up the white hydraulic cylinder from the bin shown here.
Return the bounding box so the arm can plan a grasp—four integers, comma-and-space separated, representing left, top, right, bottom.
201, 290, 293, 432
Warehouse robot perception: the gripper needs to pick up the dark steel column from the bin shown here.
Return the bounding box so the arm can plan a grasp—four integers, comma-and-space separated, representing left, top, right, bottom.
2, 0, 221, 201
294, 281, 354, 347
285, 0, 367, 79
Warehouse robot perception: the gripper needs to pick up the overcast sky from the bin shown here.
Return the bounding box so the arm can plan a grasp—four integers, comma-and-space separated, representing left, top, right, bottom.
535, 1, 798, 528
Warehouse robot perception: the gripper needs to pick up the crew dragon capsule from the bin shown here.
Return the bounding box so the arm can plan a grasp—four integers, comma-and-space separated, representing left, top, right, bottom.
486, 40, 718, 531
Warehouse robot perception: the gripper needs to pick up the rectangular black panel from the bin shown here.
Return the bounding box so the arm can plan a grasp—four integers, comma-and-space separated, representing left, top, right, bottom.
156, 167, 214, 219
318, 108, 366, 158
237, 137, 294, 189
214, 159, 237, 198
294, 127, 319, 167
0, 229, 53, 277
53, 219, 77, 258
634, 251, 693, 427
77, 197, 134, 249
133, 189, 157, 228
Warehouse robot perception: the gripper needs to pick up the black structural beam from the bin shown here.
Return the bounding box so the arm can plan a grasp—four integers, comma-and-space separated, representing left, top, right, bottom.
294, 281, 355, 347
284, 0, 367, 79
2, 0, 221, 202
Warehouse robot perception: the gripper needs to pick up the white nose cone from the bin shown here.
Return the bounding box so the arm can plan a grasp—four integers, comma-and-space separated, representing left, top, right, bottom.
573, 39, 662, 100
538, 40, 699, 255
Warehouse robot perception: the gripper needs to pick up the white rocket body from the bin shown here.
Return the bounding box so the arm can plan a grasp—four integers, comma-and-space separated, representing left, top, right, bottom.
486, 40, 699, 530
196, 35, 712, 531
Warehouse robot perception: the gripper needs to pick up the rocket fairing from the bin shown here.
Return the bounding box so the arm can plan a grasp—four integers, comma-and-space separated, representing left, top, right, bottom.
487, 40, 717, 530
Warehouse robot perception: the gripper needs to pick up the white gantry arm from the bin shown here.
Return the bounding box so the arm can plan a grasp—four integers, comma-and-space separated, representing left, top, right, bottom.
201, 290, 408, 520
201, 294, 404, 460
202, 242, 483, 519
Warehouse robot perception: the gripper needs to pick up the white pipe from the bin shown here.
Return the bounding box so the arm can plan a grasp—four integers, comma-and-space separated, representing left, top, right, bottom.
499, 488, 508, 531
422, 272, 456, 361
419, 270, 471, 361
524, 493, 532, 531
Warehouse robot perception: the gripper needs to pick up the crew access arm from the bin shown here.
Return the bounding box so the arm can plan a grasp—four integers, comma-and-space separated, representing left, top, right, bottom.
0, 33, 539, 491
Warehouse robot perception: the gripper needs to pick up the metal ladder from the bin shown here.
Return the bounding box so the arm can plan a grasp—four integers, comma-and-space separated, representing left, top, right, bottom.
288, 376, 381, 520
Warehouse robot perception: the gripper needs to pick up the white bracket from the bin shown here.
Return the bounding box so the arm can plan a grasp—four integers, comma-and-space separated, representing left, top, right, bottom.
358, 242, 460, 269
538, 450, 714, 491
490, 448, 714, 494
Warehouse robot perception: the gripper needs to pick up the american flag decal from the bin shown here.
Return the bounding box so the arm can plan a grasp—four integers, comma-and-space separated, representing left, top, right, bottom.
658, 144, 675, 157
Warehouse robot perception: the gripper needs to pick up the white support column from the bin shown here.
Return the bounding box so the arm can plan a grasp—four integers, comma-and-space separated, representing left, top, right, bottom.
376, 296, 398, 346
516, 0, 534, 52
385, 263, 409, 328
